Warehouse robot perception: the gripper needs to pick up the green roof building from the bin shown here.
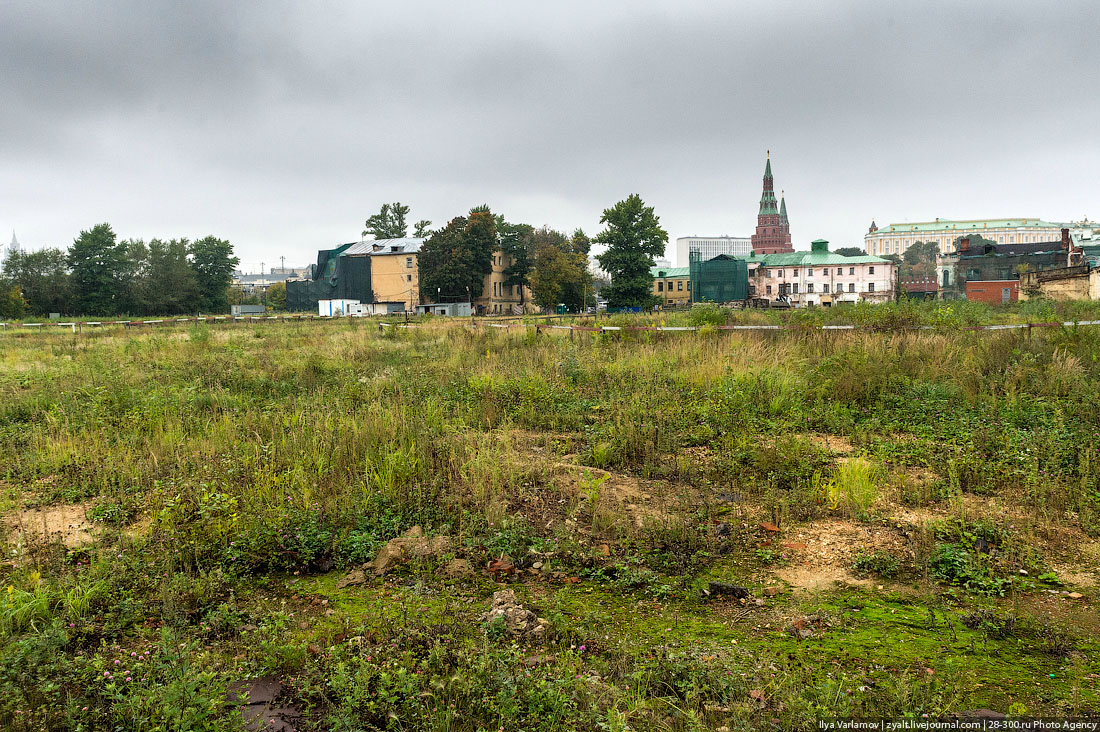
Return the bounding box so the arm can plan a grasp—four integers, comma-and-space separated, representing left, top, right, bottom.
864, 218, 1064, 258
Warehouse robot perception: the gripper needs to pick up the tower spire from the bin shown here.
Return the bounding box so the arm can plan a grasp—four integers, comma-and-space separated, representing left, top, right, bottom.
780, 191, 788, 224
750, 152, 794, 254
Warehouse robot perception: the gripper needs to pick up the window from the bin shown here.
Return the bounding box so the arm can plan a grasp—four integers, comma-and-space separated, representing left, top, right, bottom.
658, 281, 664, 292
807, 269, 813, 277
687, 281, 691, 291
848, 283, 855, 293
868, 266, 874, 274
868, 283, 875, 292
837, 267, 843, 275
766, 285, 772, 295
406, 274, 412, 282
405, 257, 413, 268
792, 269, 799, 277
849, 267, 855, 275
822, 284, 829, 293
807, 283, 814, 293
778, 270, 784, 277
677, 281, 683, 291
792, 283, 799, 294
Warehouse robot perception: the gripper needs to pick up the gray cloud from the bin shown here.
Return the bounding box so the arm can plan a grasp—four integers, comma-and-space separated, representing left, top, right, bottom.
2, 0, 1098, 270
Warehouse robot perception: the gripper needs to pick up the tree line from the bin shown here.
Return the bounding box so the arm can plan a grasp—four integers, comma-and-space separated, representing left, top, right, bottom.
364, 193, 666, 312
0, 223, 239, 318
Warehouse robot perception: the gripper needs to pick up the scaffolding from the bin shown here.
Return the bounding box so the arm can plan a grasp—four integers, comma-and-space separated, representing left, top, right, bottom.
688, 251, 748, 304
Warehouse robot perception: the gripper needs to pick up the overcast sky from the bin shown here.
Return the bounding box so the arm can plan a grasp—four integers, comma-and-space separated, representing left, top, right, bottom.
2, 0, 1098, 271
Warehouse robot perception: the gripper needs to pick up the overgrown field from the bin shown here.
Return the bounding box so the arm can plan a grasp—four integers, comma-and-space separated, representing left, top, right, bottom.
2, 307, 1099, 730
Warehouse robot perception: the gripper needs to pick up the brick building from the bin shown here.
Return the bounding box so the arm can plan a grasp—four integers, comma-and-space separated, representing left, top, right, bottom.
750, 152, 794, 254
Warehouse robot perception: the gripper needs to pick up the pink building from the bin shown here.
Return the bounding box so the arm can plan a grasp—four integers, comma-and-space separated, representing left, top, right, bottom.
746, 240, 895, 307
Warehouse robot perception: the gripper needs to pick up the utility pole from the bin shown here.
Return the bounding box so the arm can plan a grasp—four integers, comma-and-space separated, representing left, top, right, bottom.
280, 255, 285, 274
260, 262, 265, 276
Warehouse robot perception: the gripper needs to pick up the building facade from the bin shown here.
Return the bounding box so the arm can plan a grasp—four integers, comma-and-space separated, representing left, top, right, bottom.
938, 230, 1081, 300
750, 153, 793, 254
369, 238, 424, 311
675, 236, 751, 267
650, 266, 691, 306
474, 251, 533, 315
747, 240, 894, 306
864, 218, 1063, 258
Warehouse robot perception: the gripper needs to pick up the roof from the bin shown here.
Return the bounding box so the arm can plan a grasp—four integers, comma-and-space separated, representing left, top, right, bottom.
873, 218, 1061, 234
337, 237, 426, 256
650, 266, 690, 277
745, 251, 890, 266
956, 240, 1064, 258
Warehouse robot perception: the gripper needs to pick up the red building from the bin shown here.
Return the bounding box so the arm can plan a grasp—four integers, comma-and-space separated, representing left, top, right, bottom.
750, 152, 794, 254
965, 280, 1018, 304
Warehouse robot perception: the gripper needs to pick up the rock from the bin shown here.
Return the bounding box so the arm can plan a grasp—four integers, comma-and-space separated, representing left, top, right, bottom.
597, 543, 611, 557
532, 561, 544, 570
715, 522, 731, 537
439, 558, 474, 579
786, 617, 812, 639
763, 586, 781, 597
481, 589, 550, 641
368, 527, 453, 576
1066, 592, 1084, 599
701, 582, 750, 600
754, 598, 766, 607
336, 568, 366, 589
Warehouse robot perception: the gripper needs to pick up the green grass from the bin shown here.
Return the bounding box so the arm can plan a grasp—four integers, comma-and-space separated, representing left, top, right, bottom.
1, 310, 1099, 730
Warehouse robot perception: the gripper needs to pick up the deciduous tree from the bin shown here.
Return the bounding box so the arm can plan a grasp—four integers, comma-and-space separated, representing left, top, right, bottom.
68, 223, 130, 316
1, 247, 71, 315
418, 206, 498, 302
594, 194, 667, 308
363, 202, 411, 239
189, 236, 238, 313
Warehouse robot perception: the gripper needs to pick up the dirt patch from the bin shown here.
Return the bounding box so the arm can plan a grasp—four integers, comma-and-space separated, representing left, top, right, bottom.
771, 519, 910, 594
4, 502, 95, 549
793, 433, 855, 455
549, 461, 684, 528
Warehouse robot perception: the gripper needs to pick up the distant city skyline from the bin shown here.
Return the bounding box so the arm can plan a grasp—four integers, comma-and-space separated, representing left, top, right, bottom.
2, 1, 1098, 271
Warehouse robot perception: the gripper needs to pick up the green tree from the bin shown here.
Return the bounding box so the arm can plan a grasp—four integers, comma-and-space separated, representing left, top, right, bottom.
68, 223, 130, 315
498, 217, 536, 306
266, 281, 287, 310
952, 233, 997, 251
363, 202, 410, 239
0, 284, 27, 319
834, 247, 865, 257
1, 247, 71, 315
418, 206, 498, 302
594, 194, 667, 308
148, 239, 199, 314
529, 239, 593, 312
189, 236, 238, 314
413, 219, 433, 237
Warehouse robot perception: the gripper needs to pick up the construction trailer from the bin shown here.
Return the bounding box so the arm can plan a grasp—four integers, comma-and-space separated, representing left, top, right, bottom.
415, 302, 472, 317
318, 299, 364, 316
230, 304, 267, 316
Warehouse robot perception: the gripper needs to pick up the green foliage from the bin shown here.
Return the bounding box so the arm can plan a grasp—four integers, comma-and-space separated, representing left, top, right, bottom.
0, 284, 27, 319
418, 207, 498, 301
265, 280, 287, 310
852, 550, 901, 579
1, 247, 70, 315
833, 247, 865, 257
363, 201, 411, 239
67, 223, 130, 316
188, 235, 239, 314
595, 194, 667, 308
826, 457, 879, 517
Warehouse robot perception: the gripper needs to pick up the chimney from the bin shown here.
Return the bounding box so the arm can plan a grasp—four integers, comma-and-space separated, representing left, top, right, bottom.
1061, 228, 1070, 249
959, 237, 970, 252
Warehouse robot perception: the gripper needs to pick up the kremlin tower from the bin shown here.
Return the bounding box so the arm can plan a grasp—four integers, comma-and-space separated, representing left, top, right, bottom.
750, 152, 794, 254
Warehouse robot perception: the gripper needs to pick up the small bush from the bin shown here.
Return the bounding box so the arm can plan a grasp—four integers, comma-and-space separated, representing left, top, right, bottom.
852, 550, 900, 579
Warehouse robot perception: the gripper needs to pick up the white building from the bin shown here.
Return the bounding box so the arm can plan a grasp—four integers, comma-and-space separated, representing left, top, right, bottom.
864, 218, 1062, 258
676, 236, 751, 267
747, 239, 894, 307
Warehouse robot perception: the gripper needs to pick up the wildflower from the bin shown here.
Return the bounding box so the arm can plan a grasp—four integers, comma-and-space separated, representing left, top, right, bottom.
579, 645, 586, 652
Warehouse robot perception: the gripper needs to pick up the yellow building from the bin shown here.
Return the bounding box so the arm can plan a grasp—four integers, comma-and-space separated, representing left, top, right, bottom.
650, 265, 691, 306
475, 250, 534, 315
369, 238, 423, 311
368, 238, 533, 314
864, 218, 1063, 257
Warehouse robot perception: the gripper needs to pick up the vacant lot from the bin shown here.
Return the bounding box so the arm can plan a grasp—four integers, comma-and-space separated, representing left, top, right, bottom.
2, 303, 1099, 730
